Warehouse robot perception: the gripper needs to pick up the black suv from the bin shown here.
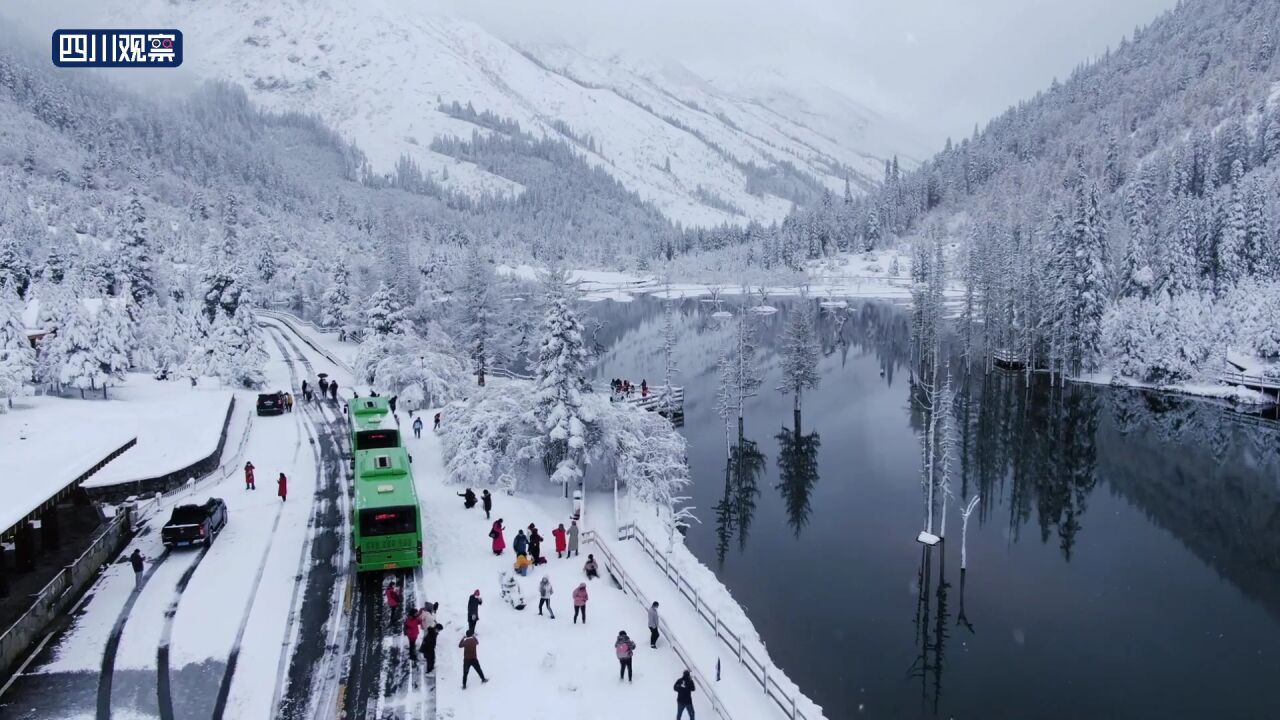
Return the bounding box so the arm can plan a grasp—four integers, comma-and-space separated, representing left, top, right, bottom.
161, 498, 228, 547
256, 392, 284, 416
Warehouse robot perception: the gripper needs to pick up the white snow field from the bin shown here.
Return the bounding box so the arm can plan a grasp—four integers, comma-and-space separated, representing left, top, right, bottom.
0, 378, 233, 530
89, 0, 918, 227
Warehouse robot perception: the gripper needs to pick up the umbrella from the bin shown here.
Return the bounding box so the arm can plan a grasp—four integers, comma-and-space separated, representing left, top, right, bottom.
317, 372, 329, 379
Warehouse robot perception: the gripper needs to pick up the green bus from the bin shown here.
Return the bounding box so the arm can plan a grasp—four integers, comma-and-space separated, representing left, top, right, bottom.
349, 397, 398, 453
352, 447, 423, 572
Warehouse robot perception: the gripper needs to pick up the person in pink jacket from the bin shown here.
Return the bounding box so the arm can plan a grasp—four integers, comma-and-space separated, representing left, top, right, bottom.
572, 583, 589, 624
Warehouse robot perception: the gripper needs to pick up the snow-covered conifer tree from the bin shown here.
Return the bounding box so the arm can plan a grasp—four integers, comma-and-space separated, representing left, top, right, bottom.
0, 287, 35, 409
659, 286, 679, 412
40, 243, 67, 286
1068, 177, 1108, 376
456, 249, 496, 385
210, 304, 267, 388
777, 298, 820, 410
1219, 169, 1248, 288
56, 300, 104, 397
94, 299, 133, 396
118, 190, 154, 308
320, 263, 356, 338
530, 267, 592, 489
364, 282, 404, 337
0, 236, 31, 299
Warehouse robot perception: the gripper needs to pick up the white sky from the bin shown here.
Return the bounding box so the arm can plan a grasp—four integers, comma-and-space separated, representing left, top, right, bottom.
434, 0, 1179, 152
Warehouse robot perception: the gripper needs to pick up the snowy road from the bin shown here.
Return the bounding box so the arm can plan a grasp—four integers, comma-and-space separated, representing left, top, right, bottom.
0, 323, 326, 720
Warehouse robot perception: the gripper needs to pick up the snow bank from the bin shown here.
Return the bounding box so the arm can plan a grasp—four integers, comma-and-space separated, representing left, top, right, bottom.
1073, 371, 1274, 405
87, 390, 234, 488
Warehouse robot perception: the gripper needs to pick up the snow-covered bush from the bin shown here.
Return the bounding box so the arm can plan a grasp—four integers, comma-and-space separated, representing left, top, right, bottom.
1103, 294, 1214, 384
359, 328, 469, 410
441, 383, 541, 488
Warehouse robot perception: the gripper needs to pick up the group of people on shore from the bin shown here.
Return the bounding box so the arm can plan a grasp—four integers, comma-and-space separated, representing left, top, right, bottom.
609, 378, 649, 399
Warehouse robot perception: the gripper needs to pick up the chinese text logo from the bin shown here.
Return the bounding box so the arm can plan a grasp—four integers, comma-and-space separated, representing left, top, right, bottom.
53, 29, 183, 68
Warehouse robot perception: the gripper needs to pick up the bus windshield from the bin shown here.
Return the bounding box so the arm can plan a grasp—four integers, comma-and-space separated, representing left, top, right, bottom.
359, 506, 417, 536
355, 429, 400, 450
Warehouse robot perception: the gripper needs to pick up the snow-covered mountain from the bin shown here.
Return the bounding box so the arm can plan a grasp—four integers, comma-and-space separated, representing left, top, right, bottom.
93, 0, 922, 227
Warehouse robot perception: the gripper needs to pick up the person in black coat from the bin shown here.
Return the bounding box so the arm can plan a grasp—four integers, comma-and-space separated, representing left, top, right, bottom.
466, 590, 482, 634
458, 488, 477, 509
527, 525, 543, 563
513, 530, 528, 558
481, 489, 492, 519
420, 602, 441, 674
674, 670, 696, 719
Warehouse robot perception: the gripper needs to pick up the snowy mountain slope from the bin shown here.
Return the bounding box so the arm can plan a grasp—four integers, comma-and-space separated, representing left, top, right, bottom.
93, 0, 920, 227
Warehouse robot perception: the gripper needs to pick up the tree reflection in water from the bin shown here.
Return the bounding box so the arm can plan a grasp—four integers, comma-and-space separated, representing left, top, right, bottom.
775, 408, 822, 538
713, 420, 766, 565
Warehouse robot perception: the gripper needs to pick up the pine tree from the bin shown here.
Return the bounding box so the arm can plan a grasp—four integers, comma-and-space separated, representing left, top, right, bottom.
1163, 197, 1199, 297
320, 263, 355, 336
256, 242, 277, 283
0, 287, 35, 410
777, 298, 820, 410
1068, 178, 1108, 375
94, 300, 133, 396
364, 283, 404, 337
725, 308, 762, 423
209, 305, 267, 388
456, 249, 495, 386
1263, 107, 1280, 165
56, 300, 104, 397
0, 237, 31, 299
1219, 169, 1248, 289
1243, 178, 1269, 276
531, 268, 591, 488
659, 288, 679, 412
40, 243, 67, 285
118, 190, 154, 307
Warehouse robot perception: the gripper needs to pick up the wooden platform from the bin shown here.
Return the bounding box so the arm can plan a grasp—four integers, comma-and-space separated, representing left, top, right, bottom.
991, 348, 1028, 370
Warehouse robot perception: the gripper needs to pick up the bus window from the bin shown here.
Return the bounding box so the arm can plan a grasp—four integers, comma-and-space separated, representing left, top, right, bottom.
358, 507, 417, 536
355, 429, 400, 450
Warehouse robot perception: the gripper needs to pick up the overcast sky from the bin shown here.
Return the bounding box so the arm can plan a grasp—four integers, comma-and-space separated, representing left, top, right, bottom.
436, 0, 1179, 151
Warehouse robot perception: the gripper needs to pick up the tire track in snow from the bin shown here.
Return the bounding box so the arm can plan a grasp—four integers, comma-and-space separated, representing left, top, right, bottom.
155, 544, 212, 720
265, 322, 355, 720
96, 548, 171, 720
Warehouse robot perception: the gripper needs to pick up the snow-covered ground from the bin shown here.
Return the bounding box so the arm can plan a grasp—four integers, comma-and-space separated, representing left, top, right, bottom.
6, 332, 321, 720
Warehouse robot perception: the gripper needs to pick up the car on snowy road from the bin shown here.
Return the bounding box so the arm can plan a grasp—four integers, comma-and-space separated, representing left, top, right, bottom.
161, 498, 228, 547
256, 392, 285, 416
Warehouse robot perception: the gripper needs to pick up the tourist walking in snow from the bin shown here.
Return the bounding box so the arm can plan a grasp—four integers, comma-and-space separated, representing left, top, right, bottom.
538, 576, 555, 618
284, 392, 294, 412
567, 520, 580, 557
459, 488, 477, 509
404, 607, 422, 662
615, 631, 636, 682
513, 529, 528, 558
467, 589, 483, 634
481, 489, 492, 519
572, 583, 589, 624
412, 415, 423, 439
389, 395, 398, 414
433, 412, 441, 431
329, 380, 339, 400
552, 523, 567, 558
674, 670, 696, 719
129, 548, 145, 587
490, 519, 506, 555
244, 461, 256, 490
648, 601, 661, 648
641, 379, 648, 397
385, 581, 402, 622
584, 554, 599, 580
458, 629, 488, 689
319, 377, 329, 397
277, 472, 288, 502
421, 602, 441, 673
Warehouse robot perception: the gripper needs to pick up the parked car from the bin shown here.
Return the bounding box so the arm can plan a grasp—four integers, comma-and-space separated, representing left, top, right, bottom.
161, 498, 228, 548
256, 392, 284, 416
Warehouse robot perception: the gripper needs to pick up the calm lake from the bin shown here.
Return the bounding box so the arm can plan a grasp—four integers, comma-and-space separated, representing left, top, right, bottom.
586, 295, 1280, 720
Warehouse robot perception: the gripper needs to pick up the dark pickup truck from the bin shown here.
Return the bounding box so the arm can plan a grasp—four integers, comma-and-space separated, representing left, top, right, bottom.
161, 498, 228, 548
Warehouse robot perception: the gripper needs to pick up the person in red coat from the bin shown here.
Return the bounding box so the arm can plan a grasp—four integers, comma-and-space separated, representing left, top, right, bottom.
277, 473, 288, 502
403, 608, 421, 661
490, 519, 506, 555
244, 461, 255, 490
552, 523, 568, 559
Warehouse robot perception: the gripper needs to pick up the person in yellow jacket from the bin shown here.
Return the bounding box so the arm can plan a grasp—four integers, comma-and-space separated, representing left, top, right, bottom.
514, 553, 532, 576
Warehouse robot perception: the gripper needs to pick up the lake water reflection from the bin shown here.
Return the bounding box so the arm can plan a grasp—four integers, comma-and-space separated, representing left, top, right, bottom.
586, 295, 1280, 720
